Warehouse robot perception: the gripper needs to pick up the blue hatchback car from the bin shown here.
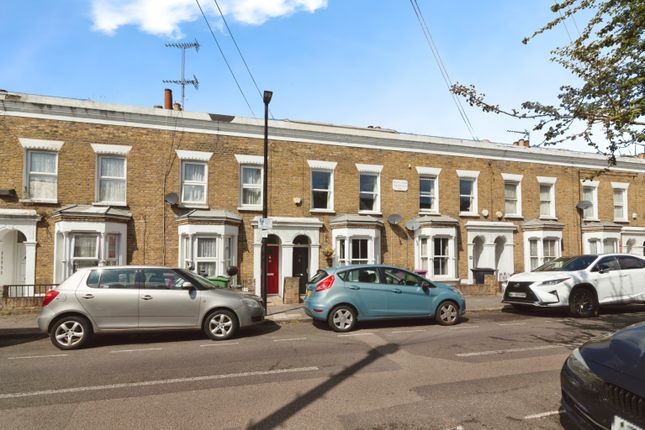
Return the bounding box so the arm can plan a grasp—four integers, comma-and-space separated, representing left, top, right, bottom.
304, 264, 466, 332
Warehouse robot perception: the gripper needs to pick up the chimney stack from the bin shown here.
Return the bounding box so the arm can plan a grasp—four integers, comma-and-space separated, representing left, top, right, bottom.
513, 138, 530, 148
164, 88, 173, 110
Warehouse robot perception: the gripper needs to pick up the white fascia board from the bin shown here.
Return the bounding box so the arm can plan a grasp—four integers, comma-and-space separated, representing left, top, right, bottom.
307, 160, 337, 170
416, 166, 442, 176
91, 143, 132, 156
19, 138, 64, 152
176, 149, 213, 161
580, 179, 599, 187
235, 154, 264, 165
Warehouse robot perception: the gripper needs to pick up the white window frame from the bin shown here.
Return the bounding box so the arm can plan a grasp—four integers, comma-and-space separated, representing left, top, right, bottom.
71, 233, 100, 272
349, 238, 369, 264
176, 150, 213, 208
308, 160, 336, 213
537, 176, 557, 219
178, 224, 239, 278
415, 225, 457, 280
416, 167, 441, 214
419, 237, 429, 271
432, 236, 450, 276
501, 173, 523, 218
543, 238, 558, 263
581, 180, 599, 221
95, 155, 127, 205
523, 230, 562, 272
611, 182, 629, 222
356, 164, 383, 215
582, 230, 621, 254
457, 170, 479, 216
529, 238, 540, 270
194, 236, 219, 277
235, 154, 264, 211
332, 227, 380, 266
181, 161, 208, 205
104, 234, 120, 266
19, 138, 64, 204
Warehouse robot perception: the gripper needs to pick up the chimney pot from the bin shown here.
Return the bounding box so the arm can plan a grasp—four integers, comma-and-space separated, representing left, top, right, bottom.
164, 88, 173, 110
513, 138, 530, 148
173, 103, 182, 111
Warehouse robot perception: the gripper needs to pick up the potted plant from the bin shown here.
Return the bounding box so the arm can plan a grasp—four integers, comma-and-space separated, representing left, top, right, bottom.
321, 245, 335, 266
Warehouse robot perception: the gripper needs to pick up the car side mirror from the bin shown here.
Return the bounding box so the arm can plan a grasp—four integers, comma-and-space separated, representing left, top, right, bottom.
422, 281, 434, 289
182, 282, 195, 290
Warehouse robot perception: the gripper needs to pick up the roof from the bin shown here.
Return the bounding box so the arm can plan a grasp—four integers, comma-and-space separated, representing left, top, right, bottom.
52, 205, 132, 220
3, 90, 645, 173
176, 209, 241, 223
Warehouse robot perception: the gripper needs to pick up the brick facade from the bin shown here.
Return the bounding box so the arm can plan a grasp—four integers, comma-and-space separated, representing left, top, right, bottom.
1, 90, 644, 294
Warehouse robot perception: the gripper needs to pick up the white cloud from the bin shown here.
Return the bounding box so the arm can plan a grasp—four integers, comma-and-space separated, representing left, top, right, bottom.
90, 0, 327, 37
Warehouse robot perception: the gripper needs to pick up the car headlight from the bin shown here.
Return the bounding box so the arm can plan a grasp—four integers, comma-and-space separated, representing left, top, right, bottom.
565, 348, 602, 386
242, 298, 261, 308
540, 278, 570, 286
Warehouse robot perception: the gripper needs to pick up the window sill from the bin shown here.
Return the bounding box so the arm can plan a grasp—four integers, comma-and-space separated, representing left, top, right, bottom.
310, 209, 336, 214
19, 198, 58, 205
178, 203, 209, 209
358, 211, 382, 216
93, 202, 128, 208
419, 210, 440, 216
613, 219, 629, 224
459, 212, 479, 218
538, 216, 558, 221
237, 206, 262, 212
583, 218, 600, 222
504, 215, 524, 220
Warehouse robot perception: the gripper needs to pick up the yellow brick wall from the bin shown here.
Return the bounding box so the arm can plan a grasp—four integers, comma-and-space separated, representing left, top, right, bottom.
1, 115, 644, 286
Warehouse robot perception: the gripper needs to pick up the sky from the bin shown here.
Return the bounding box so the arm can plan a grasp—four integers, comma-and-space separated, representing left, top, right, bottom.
1, 0, 605, 153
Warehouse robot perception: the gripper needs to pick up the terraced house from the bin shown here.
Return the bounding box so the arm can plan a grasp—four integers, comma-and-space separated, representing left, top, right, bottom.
1, 89, 645, 297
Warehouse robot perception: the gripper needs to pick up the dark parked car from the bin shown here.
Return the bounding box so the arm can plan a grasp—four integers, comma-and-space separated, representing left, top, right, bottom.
561, 321, 645, 429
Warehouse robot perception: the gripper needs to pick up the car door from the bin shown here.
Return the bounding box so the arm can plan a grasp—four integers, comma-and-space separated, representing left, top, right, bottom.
591, 256, 624, 304
616, 255, 645, 301
76, 267, 140, 330
342, 267, 389, 317
139, 268, 201, 328
381, 267, 436, 316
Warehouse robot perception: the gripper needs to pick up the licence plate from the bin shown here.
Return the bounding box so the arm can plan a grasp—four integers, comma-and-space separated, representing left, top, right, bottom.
306, 290, 312, 297
508, 292, 527, 298
612, 416, 643, 430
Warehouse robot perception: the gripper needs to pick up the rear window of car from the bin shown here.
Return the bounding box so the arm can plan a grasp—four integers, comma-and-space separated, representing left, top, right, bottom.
309, 270, 328, 284
89, 268, 138, 289
617, 256, 645, 270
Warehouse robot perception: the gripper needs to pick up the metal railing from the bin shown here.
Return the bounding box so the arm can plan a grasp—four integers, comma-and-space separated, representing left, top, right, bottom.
2, 284, 58, 299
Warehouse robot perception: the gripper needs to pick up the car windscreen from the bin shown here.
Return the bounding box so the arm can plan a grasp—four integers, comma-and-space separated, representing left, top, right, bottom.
534, 255, 597, 272
309, 270, 328, 284
175, 269, 213, 289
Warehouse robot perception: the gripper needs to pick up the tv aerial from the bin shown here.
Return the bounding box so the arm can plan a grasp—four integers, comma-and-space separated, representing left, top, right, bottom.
163, 39, 200, 108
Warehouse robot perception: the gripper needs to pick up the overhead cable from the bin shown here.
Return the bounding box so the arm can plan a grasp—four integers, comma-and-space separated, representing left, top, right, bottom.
409, 0, 478, 141
195, 0, 256, 117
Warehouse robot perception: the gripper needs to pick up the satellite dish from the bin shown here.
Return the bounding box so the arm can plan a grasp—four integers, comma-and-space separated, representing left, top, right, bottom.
405, 220, 419, 231
576, 200, 592, 210
387, 214, 403, 225
164, 192, 179, 205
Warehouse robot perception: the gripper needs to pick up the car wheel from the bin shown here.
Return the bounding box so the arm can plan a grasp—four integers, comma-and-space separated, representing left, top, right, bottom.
569, 288, 599, 318
204, 309, 238, 340
328, 305, 356, 332
435, 300, 460, 326
50, 316, 91, 350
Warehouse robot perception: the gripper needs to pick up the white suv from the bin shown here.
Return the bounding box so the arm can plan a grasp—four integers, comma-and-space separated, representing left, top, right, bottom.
502, 254, 645, 317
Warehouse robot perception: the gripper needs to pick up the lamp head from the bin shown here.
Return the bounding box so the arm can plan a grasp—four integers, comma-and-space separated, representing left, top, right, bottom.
263, 90, 273, 104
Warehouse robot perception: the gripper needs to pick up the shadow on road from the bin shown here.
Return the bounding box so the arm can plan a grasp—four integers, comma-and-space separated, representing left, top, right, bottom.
0, 328, 47, 348
311, 316, 471, 332
245, 343, 400, 430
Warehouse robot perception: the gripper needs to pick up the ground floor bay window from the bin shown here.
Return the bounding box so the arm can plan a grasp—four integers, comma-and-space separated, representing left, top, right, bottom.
413, 215, 458, 281
581, 222, 622, 255
176, 209, 241, 278
331, 214, 382, 267
522, 219, 564, 272
52, 206, 130, 283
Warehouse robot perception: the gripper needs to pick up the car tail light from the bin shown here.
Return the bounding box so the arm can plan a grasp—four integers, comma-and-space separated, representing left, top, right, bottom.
42, 290, 59, 307
315, 275, 335, 292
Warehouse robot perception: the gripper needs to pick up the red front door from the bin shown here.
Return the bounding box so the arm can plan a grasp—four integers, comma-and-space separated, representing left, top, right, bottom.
266, 245, 279, 294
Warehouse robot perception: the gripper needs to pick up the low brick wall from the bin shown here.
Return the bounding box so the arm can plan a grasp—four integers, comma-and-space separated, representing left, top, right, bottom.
1, 297, 42, 310
456, 274, 500, 295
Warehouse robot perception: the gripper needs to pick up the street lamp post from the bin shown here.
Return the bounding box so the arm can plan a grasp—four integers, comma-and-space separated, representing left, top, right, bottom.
261, 90, 273, 313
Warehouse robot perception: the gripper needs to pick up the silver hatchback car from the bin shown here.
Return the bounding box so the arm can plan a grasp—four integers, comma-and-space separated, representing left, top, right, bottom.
38, 266, 264, 350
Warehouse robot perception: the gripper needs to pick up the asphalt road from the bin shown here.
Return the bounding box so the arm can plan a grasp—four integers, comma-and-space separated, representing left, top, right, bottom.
1, 306, 644, 430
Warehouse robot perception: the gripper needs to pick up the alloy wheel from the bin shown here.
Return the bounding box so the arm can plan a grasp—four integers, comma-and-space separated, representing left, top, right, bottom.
332, 309, 354, 331
208, 313, 234, 338
54, 320, 85, 347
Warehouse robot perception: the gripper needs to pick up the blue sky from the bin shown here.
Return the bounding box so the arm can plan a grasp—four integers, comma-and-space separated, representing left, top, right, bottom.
2, 1, 595, 151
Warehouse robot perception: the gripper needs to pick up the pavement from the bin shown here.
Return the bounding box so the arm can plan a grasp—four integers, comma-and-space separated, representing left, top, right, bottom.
0, 293, 505, 329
